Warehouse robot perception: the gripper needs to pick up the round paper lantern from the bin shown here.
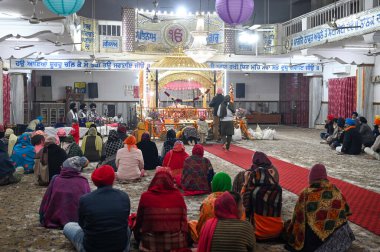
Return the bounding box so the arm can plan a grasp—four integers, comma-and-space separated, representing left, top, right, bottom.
216, 0, 254, 25
43, 0, 85, 16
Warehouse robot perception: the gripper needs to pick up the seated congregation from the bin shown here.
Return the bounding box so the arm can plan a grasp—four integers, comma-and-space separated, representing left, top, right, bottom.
0, 121, 359, 252
320, 112, 380, 160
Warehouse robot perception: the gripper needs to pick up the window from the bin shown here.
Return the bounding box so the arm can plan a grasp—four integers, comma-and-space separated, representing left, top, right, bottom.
98, 24, 121, 36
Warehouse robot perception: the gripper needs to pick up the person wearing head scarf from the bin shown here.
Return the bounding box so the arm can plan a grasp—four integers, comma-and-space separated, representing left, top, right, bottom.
56, 128, 67, 147
1, 128, 18, 156
66, 103, 78, 126
188, 172, 232, 242
320, 114, 335, 140
133, 169, 189, 251
161, 129, 177, 159
136, 133, 159, 170
31, 134, 45, 154
39, 156, 90, 229
0, 141, 22, 186
117, 124, 128, 141
11, 133, 36, 174
241, 166, 283, 241
358, 117, 375, 147
351, 111, 360, 127
162, 140, 189, 185
100, 130, 124, 170
63, 165, 131, 252
182, 126, 199, 145
336, 118, 362, 155
35, 136, 68, 183
134, 121, 146, 143
233, 151, 279, 194
373, 115, 380, 138
81, 127, 103, 162
115, 136, 144, 182
181, 144, 214, 196
61, 135, 83, 158
285, 164, 355, 252
26, 116, 44, 132
209, 87, 225, 141
217, 95, 235, 150
197, 115, 209, 144
198, 191, 255, 252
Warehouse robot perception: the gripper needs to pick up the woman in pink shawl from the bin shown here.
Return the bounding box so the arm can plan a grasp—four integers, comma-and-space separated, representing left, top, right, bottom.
198, 191, 255, 252
39, 156, 90, 229
162, 140, 189, 185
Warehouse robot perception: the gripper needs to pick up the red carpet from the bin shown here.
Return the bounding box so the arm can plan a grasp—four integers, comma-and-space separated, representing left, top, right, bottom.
204, 144, 380, 236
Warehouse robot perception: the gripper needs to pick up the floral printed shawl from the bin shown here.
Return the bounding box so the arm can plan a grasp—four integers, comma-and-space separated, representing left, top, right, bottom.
286, 180, 351, 251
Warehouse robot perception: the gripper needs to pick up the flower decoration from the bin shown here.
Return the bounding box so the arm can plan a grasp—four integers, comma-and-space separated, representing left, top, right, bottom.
148, 111, 160, 120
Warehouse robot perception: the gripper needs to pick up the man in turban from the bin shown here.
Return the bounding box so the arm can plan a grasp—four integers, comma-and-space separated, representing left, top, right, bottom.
209, 88, 224, 141
63, 165, 131, 252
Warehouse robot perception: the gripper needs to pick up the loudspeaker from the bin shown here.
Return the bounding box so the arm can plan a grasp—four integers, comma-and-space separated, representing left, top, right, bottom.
88, 82, 98, 98
41, 76, 51, 87
236, 83, 245, 98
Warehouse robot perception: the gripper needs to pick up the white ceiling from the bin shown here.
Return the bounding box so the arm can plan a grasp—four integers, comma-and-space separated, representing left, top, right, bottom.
0, 0, 378, 66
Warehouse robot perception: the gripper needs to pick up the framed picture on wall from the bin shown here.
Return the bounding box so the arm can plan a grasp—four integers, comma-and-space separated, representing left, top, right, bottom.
74, 82, 86, 94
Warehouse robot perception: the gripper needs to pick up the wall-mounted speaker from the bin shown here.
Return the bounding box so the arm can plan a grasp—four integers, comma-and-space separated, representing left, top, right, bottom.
236, 83, 245, 98
88, 82, 98, 98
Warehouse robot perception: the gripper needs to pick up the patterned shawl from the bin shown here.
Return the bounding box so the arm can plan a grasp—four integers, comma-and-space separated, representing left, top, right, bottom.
11, 133, 35, 173
243, 167, 282, 219
286, 180, 351, 251
105, 130, 124, 158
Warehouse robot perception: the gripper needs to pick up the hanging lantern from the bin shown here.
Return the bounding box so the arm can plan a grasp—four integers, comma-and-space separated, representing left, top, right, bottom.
215, 0, 254, 25
43, 0, 85, 16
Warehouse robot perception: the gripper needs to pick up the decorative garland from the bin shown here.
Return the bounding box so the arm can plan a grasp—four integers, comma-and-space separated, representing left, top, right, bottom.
164, 89, 210, 103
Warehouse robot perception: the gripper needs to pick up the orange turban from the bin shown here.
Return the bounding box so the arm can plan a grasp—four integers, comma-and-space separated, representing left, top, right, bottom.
124, 135, 137, 151
375, 117, 380, 126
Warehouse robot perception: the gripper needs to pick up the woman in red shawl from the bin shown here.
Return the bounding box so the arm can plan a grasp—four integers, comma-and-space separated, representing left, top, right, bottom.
133, 168, 190, 252
70, 122, 80, 144
162, 140, 189, 185
198, 191, 255, 252
181, 144, 214, 196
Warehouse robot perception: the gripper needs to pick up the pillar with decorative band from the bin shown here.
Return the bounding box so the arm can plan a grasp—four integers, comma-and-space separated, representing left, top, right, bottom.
122, 8, 135, 52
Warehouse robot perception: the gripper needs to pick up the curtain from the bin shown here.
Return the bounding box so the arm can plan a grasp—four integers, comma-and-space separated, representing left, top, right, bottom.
356, 66, 374, 125
3, 74, 11, 125
0, 60, 3, 124
10, 74, 25, 124
328, 76, 356, 118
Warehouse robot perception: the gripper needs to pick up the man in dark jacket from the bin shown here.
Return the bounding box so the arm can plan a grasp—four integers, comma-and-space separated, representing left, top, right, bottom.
63, 165, 131, 252
209, 88, 225, 141
338, 118, 362, 155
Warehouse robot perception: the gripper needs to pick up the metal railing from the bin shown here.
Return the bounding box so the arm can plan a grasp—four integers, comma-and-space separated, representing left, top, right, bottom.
283, 0, 364, 37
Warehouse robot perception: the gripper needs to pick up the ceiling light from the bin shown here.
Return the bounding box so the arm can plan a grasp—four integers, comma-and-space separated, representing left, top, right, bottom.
6, 38, 40, 42
0, 12, 22, 19
343, 45, 376, 50
248, 25, 261, 30
176, 6, 187, 16
239, 32, 259, 44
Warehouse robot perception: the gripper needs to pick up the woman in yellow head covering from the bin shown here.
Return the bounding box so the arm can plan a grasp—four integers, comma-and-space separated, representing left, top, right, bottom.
135, 122, 146, 143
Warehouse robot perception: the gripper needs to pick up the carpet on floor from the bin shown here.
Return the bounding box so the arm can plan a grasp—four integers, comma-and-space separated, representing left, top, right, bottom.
203, 143, 380, 236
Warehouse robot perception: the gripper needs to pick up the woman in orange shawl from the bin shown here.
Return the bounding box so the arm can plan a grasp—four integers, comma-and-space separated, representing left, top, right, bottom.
285, 164, 355, 252
198, 191, 255, 252
188, 172, 232, 242
162, 140, 189, 185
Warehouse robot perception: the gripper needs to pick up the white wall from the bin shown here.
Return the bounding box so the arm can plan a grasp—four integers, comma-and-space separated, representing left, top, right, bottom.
34, 70, 139, 101
228, 72, 280, 101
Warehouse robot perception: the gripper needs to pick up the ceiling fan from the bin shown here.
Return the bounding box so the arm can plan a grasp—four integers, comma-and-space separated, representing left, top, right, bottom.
13, 45, 34, 50
364, 50, 380, 56
21, 0, 65, 24
138, 0, 181, 24
46, 39, 81, 47
326, 0, 361, 30
89, 54, 109, 64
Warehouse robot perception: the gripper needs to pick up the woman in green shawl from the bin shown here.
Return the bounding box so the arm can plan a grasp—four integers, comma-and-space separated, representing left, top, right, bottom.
188, 172, 232, 242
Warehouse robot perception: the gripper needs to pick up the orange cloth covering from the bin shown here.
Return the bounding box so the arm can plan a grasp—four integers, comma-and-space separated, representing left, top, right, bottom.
254, 213, 283, 240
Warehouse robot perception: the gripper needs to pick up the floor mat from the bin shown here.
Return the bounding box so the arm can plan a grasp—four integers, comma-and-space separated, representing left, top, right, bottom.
203, 143, 380, 236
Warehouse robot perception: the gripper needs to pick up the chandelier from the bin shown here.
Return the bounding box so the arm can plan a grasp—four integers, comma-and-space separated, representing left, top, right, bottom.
185, 15, 217, 64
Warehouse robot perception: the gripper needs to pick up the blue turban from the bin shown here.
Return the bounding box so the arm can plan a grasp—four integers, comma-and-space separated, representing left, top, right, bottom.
37, 116, 43, 122
345, 118, 356, 126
